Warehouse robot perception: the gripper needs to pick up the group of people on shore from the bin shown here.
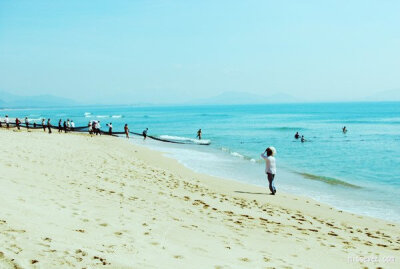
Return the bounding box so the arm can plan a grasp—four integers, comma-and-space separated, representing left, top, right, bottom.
58, 119, 75, 133
1, 115, 152, 141
0, 115, 55, 133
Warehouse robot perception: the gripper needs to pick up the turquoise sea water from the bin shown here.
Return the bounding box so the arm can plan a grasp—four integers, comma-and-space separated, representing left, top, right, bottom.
2, 102, 400, 222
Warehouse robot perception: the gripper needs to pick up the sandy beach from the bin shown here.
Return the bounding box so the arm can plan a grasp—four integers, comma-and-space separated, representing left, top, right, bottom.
0, 129, 399, 268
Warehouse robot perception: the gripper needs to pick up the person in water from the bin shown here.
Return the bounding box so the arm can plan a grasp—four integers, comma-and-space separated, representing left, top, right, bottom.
143, 128, 148, 140
301, 135, 306, 143
197, 129, 202, 140
342, 126, 347, 133
124, 124, 129, 139
261, 147, 277, 195
294, 132, 300, 139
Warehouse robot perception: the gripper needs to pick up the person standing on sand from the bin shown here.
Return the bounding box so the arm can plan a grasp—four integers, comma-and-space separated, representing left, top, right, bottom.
197, 129, 202, 140
42, 118, 46, 132
58, 119, 62, 133
107, 122, 113, 135
261, 147, 277, 195
88, 121, 93, 135
70, 120, 75, 131
5, 115, 10, 129
124, 124, 129, 139
15, 118, 21, 130
25, 117, 29, 130
97, 121, 101, 135
143, 128, 148, 140
47, 118, 52, 134
63, 120, 67, 133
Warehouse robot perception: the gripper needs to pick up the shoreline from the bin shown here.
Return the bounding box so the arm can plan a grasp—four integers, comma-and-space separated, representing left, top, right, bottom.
133, 136, 400, 224
0, 129, 399, 268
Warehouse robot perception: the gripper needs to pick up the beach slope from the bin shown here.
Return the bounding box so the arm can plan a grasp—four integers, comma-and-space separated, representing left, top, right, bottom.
0, 129, 399, 268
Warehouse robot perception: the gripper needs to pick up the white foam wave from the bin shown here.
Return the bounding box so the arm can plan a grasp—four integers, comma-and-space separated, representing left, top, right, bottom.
159, 135, 211, 145
112, 115, 122, 118
230, 152, 244, 158
28, 118, 42, 122
96, 115, 109, 118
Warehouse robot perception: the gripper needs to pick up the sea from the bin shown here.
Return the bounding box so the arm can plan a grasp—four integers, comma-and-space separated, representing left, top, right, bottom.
2, 102, 400, 223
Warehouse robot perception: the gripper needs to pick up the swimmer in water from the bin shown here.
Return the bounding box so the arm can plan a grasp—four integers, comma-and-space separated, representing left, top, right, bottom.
294, 132, 300, 139
301, 135, 306, 143
342, 126, 347, 133
197, 129, 202, 140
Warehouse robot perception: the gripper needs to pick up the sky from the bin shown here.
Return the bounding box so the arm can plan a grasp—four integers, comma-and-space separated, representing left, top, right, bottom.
0, 0, 399, 104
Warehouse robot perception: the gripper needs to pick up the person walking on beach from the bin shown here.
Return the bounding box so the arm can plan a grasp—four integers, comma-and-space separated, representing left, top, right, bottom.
88, 121, 93, 135
70, 120, 75, 131
42, 118, 46, 132
15, 118, 21, 130
197, 129, 202, 140
25, 117, 29, 130
58, 119, 62, 133
294, 132, 300, 139
47, 118, 52, 134
67, 119, 71, 130
124, 124, 129, 139
5, 115, 10, 129
97, 121, 101, 135
63, 120, 67, 133
261, 147, 277, 195
107, 122, 113, 135
143, 128, 148, 140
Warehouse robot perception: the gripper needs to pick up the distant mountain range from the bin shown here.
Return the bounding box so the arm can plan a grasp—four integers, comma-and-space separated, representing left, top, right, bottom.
0, 91, 78, 108
363, 89, 400, 102
191, 91, 300, 105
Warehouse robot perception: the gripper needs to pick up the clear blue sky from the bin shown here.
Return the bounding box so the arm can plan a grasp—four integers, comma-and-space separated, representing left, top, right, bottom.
0, 0, 399, 104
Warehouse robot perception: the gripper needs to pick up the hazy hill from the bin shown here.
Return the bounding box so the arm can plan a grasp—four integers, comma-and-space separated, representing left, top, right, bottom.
0, 91, 78, 108
191, 91, 299, 105
363, 89, 400, 102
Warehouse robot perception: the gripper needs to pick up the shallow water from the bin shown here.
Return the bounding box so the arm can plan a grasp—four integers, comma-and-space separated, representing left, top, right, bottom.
2, 102, 400, 222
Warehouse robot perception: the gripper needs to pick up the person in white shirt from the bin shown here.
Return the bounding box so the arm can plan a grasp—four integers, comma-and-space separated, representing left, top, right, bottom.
261, 146, 277, 195
5, 115, 10, 129
96, 121, 101, 135
70, 120, 75, 131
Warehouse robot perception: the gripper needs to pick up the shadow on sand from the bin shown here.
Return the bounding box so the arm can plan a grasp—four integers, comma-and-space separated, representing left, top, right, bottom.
234, 191, 266, 195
